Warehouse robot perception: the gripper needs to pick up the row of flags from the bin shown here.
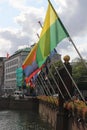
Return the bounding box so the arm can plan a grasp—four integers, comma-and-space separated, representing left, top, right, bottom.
22, 0, 69, 87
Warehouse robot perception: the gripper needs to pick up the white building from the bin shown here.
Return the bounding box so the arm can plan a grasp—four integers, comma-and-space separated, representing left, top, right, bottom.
4, 48, 31, 93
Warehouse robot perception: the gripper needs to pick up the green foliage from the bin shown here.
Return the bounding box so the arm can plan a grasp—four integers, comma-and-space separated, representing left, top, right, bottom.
72, 58, 87, 83
50, 60, 63, 73
48, 60, 63, 80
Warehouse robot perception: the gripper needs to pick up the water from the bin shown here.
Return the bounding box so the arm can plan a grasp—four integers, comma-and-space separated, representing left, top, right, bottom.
0, 110, 53, 130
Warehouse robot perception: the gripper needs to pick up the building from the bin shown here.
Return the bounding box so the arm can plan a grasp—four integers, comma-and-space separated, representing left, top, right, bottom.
0, 57, 6, 95
77, 76, 87, 99
4, 48, 31, 94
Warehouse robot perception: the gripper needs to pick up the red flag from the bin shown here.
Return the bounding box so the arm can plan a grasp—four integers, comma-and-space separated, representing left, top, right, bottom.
6, 53, 10, 59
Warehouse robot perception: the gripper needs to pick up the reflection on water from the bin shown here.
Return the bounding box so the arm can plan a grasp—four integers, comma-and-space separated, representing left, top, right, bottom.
0, 110, 53, 130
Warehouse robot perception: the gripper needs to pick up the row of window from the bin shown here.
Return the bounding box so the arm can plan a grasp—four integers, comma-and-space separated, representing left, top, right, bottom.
5, 58, 18, 67
4, 80, 16, 89
5, 66, 18, 73
5, 73, 16, 79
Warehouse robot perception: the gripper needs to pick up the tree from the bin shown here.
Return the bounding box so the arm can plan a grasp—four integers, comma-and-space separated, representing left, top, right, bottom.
72, 58, 87, 83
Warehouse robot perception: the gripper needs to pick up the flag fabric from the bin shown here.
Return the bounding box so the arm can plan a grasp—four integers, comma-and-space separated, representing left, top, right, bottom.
25, 64, 44, 83
22, 44, 38, 77
23, 61, 38, 77
22, 0, 69, 82
22, 44, 38, 69
16, 67, 23, 87
36, 1, 69, 67
6, 53, 10, 59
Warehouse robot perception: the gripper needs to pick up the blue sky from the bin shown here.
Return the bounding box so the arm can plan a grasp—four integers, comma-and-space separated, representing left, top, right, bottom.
0, 0, 87, 62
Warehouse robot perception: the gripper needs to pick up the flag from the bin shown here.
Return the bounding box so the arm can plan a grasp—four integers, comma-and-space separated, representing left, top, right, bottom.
22, 44, 38, 77
25, 64, 44, 83
16, 67, 23, 87
6, 53, 10, 59
22, 44, 38, 69
36, 1, 69, 67
23, 61, 38, 77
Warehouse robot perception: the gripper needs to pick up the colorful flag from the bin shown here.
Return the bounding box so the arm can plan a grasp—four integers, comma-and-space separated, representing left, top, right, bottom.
23, 61, 38, 77
16, 67, 23, 87
25, 64, 44, 83
36, 1, 69, 67
22, 44, 38, 69
22, 44, 38, 77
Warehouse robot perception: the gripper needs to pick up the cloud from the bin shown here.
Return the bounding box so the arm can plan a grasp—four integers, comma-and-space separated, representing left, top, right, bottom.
0, 0, 45, 56
0, 38, 11, 57
54, 0, 87, 37
15, 6, 44, 34
9, 0, 27, 10
0, 0, 87, 60
0, 28, 30, 55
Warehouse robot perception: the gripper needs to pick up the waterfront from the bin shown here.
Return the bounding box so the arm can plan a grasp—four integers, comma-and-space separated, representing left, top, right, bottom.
0, 110, 53, 130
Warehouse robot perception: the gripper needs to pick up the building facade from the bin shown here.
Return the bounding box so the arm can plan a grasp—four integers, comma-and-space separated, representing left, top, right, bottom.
4, 48, 31, 93
0, 57, 6, 95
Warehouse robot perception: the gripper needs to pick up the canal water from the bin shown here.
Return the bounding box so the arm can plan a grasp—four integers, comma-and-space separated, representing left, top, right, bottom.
0, 110, 53, 130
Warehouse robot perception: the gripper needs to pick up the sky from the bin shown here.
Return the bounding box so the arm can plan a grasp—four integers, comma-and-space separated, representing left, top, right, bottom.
0, 0, 87, 62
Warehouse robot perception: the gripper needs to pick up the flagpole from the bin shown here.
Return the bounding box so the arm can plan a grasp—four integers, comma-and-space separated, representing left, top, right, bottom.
40, 73, 52, 96
40, 72, 57, 104
36, 79, 45, 95
44, 73, 56, 95
39, 73, 56, 104
48, 68, 65, 99
69, 37, 87, 69
41, 69, 59, 105
52, 63, 72, 100
61, 61, 86, 103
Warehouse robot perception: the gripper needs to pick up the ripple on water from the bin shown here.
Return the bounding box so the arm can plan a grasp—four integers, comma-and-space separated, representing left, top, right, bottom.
0, 110, 53, 130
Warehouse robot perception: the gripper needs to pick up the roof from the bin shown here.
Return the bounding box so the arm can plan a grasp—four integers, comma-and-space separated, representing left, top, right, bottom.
14, 47, 31, 54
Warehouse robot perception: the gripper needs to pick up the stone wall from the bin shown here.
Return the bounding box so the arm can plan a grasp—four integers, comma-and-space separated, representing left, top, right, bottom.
9, 98, 39, 112
0, 98, 10, 110
71, 119, 87, 130
39, 100, 87, 130
0, 97, 87, 130
39, 101, 58, 129
0, 97, 39, 113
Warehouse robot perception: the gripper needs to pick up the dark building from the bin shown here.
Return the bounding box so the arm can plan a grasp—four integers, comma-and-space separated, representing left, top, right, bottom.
0, 57, 6, 95
77, 76, 87, 99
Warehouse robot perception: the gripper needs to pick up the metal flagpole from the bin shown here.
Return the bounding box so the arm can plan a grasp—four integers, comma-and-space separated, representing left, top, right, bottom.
38, 21, 43, 28
39, 74, 54, 101
48, 68, 65, 99
38, 74, 54, 103
69, 37, 87, 69
52, 63, 72, 100
36, 79, 45, 95
40, 72, 54, 96
38, 74, 55, 105
42, 66, 57, 95
44, 73, 56, 95
38, 75, 49, 96
40, 73, 57, 105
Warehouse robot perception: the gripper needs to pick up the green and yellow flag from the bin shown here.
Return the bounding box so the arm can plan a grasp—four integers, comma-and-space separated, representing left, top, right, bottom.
36, 0, 69, 67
